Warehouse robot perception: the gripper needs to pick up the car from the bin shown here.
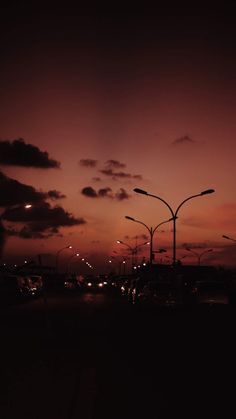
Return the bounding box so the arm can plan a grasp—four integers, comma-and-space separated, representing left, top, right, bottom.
85, 276, 109, 291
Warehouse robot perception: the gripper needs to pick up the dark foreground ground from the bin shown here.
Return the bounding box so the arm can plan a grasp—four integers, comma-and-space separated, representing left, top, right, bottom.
0, 290, 235, 418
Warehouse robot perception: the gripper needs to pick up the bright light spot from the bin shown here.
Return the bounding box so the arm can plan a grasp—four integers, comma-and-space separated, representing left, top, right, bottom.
25, 204, 32, 209
98, 283, 103, 287
103, 281, 107, 285
88, 282, 92, 287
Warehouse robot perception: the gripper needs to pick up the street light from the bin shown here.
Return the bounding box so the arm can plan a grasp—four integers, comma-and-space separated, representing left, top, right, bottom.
185, 248, 213, 265
125, 215, 173, 265
116, 239, 149, 271
56, 245, 72, 273
222, 235, 236, 243
66, 253, 80, 274
134, 188, 215, 265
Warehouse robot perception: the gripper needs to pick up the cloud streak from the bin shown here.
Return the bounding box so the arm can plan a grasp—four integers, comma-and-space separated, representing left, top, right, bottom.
172, 135, 195, 146
99, 168, 142, 181
79, 159, 98, 168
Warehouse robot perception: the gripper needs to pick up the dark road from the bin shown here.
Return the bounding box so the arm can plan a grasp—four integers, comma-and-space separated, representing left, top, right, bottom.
0, 290, 235, 418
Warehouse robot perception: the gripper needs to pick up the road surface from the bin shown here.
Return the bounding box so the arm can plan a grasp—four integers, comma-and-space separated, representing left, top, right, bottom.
0, 289, 235, 418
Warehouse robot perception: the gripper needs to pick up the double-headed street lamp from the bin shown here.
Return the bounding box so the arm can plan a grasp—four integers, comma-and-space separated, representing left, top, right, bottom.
116, 239, 149, 271
125, 216, 173, 265
185, 248, 213, 265
134, 188, 215, 266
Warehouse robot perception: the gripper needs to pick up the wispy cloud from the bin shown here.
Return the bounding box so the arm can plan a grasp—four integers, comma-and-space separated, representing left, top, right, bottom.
115, 188, 131, 201
105, 159, 126, 169
79, 159, 98, 168
172, 135, 195, 146
0, 139, 60, 168
47, 190, 66, 200
81, 186, 131, 201
99, 168, 142, 181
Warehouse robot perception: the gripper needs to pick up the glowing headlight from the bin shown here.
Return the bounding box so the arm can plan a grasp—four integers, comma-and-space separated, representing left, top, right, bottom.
87, 282, 92, 287
98, 283, 103, 287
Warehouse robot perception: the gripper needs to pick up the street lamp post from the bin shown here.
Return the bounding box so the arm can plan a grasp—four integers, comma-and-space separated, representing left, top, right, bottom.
66, 253, 80, 274
185, 248, 213, 265
125, 216, 173, 265
56, 245, 72, 273
134, 188, 215, 266
222, 235, 236, 243
116, 240, 149, 272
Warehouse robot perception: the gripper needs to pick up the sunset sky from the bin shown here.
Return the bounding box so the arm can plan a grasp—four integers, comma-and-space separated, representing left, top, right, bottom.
1, 7, 236, 271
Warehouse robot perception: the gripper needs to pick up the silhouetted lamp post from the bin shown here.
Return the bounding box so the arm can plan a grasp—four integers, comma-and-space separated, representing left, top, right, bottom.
185, 247, 213, 265
116, 239, 149, 271
222, 235, 236, 243
133, 188, 215, 266
66, 253, 80, 274
56, 245, 72, 272
125, 215, 173, 265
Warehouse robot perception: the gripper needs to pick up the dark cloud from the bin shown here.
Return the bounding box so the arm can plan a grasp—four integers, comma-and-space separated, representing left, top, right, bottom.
81, 186, 98, 198
2, 202, 85, 239
100, 168, 143, 181
79, 159, 97, 168
0, 171, 45, 207
0, 139, 60, 168
105, 159, 126, 169
115, 188, 130, 201
81, 186, 131, 201
0, 171, 66, 207
6, 227, 56, 239
98, 187, 113, 198
47, 190, 66, 200
172, 135, 195, 146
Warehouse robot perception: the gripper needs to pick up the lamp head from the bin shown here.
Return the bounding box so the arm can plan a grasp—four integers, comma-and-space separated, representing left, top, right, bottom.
200, 189, 215, 195
133, 188, 148, 195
